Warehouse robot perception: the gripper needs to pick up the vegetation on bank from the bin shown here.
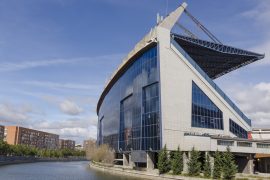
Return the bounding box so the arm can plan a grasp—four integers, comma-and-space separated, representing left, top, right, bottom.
157, 145, 238, 179
0, 140, 85, 158
85, 141, 114, 164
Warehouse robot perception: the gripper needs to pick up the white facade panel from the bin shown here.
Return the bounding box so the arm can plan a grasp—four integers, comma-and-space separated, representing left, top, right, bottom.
157, 26, 252, 152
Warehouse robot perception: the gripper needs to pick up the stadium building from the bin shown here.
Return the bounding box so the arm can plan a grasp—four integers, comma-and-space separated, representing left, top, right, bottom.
97, 2, 270, 174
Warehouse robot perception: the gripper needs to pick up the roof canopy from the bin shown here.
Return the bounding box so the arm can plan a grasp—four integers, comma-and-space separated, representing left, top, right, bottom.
172, 34, 265, 79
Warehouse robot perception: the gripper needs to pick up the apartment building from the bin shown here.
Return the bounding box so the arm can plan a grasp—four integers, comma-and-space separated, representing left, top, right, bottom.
0, 125, 4, 140
59, 139, 75, 150
5, 126, 59, 149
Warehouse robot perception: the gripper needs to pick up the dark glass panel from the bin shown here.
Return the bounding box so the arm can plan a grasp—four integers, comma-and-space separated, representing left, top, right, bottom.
98, 46, 160, 151
191, 81, 224, 130
229, 119, 248, 139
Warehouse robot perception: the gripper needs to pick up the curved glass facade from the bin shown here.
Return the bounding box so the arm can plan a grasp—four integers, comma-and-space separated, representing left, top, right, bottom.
98, 46, 160, 152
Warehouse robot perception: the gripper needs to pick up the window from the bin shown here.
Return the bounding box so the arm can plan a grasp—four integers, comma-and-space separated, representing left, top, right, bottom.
257, 143, 270, 149
192, 82, 224, 130
119, 95, 133, 151
142, 83, 160, 151
217, 140, 234, 146
229, 119, 248, 139
237, 142, 252, 147
98, 116, 103, 145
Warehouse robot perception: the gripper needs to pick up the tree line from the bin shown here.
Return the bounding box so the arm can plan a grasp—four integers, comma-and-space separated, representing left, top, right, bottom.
157, 145, 238, 179
0, 140, 85, 158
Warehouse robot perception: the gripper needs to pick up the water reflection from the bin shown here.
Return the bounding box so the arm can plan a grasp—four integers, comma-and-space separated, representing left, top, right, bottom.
0, 161, 141, 180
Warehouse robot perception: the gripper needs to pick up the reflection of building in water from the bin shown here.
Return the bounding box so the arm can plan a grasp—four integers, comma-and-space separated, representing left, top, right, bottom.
96, 2, 270, 174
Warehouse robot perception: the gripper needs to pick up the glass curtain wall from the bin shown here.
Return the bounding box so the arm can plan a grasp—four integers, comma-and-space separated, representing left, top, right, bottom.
229, 119, 248, 139
192, 81, 224, 130
98, 45, 160, 151
142, 83, 160, 151
119, 95, 133, 151
98, 117, 103, 145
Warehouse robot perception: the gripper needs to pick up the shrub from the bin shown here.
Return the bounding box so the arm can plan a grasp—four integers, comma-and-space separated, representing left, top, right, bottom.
171, 146, 183, 175
187, 147, 201, 176
213, 150, 223, 179
0, 140, 10, 156
169, 150, 175, 169
203, 152, 211, 178
222, 147, 238, 179
157, 145, 170, 174
87, 144, 114, 164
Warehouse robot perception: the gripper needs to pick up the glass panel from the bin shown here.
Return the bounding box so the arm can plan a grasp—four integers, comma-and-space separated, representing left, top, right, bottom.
192, 81, 224, 130
98, 46, 160, 151
229, 119, 248, 139
142, 83, 160, 151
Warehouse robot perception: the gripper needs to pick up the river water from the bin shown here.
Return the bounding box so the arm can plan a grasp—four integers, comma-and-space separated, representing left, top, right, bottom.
0, 161, 141, 180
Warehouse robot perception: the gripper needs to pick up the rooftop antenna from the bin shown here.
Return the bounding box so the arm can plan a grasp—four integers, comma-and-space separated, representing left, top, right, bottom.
165, 0, 169, 15
157, 13, 164, 24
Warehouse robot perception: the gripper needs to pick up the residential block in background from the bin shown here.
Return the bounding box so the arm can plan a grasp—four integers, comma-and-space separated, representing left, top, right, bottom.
5, 126, 59, 149
59, 139, 75, 150
0, 125, 4, 140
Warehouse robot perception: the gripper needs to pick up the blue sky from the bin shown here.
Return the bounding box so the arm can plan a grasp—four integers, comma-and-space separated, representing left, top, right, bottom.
0, 0, 269, 144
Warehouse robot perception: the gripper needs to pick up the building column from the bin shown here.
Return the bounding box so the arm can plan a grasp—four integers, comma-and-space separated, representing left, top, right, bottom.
246, 154, 254, 174
129, 153, 135, 168
123, 153, 129, 167
147, 151, 155, 170
244, 154, 254, 174
206, 152, 214, 176
183, 151, 190, 173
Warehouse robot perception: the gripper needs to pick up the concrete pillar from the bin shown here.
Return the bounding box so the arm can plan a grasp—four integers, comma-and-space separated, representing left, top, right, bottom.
243, 154, 254, 174
248, 154, 254, 174
123, 153, 129, 167
264, 158, 267, 173
129, 153, 135, 168
183, 151, 190, 173
147, 151, 155, 170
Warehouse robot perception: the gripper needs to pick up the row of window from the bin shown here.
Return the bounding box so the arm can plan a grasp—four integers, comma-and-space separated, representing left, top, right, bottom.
229, 119, 248, 139
192, 82, 248, 139
218, 140, 270, 149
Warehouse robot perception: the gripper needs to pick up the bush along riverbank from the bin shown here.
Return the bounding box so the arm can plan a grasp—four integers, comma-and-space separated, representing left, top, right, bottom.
157, 146, 238, 180
89, 144, 241, 180
0, 140, 86, 165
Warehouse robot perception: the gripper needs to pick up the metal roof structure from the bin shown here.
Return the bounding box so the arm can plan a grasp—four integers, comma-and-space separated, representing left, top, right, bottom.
172, 34, 265, 79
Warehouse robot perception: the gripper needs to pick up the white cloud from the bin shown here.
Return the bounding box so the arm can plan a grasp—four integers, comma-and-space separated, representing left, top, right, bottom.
32, 116, 98, 143
59, 100, 83, 115
227, 82, 270, 128
0, 58, 80, 72
22, 80, 100, 91
0, 53, 124, 73
0, 102, 33, 125
241, 1, 270, 26
241, 1, 270, 66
